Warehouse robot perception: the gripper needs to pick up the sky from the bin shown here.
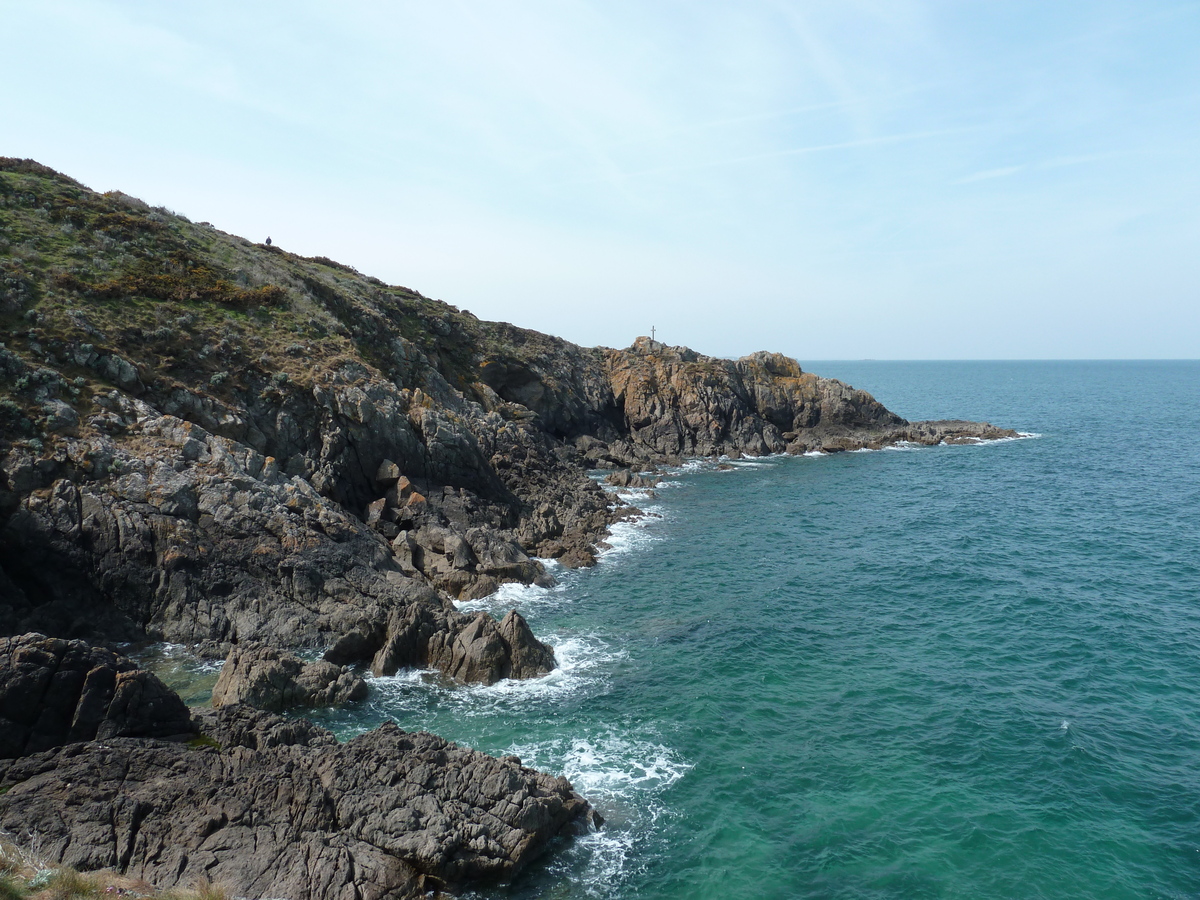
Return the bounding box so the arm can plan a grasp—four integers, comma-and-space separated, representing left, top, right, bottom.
2, 1, 1199, 359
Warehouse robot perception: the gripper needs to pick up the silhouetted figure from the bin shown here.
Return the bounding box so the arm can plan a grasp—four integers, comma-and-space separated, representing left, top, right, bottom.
265, 236, 272, 246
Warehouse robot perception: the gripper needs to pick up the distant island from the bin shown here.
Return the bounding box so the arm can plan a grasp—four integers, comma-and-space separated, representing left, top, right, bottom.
0, 158, 1015, 899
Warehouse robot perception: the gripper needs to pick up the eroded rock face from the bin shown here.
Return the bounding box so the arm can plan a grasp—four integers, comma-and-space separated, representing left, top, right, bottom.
366, 607, 554, 686
602, 339, 1016, 459
0, 415, 559, 687
0, 704, 599, 900
0, 633, 193, 758
211, 642, 367, 712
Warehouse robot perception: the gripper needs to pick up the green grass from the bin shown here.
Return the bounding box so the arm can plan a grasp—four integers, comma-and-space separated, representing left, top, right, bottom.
0, 154, 593, 453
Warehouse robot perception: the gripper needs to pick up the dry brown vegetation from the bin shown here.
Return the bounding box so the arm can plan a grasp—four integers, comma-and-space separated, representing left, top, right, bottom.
0, 834, 230, 900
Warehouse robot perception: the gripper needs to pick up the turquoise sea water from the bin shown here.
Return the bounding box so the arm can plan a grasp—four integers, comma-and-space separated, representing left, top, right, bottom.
309, 361, 1200, 900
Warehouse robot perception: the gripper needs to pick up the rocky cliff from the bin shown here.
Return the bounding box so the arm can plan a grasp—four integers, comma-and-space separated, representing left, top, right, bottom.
0, 157, 1014, 682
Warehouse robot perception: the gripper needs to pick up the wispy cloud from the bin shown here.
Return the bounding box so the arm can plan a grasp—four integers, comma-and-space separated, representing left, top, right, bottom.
954, 166, 1024, 185
954, 152, 1123, 185
591, 127, 978, 184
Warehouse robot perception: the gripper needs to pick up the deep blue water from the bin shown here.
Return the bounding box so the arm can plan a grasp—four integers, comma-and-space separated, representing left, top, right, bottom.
310, 361, 1200, 900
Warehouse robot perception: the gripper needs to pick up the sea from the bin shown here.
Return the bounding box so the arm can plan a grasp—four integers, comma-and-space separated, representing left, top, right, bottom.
155, 360, 1200, 900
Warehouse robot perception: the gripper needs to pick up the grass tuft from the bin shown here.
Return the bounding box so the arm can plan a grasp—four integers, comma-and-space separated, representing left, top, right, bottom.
0, 873, 25, 900
43, 868, 102, 898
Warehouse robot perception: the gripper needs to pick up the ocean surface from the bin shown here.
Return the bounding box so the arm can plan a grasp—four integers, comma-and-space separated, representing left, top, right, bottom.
160, 360, 1200, 899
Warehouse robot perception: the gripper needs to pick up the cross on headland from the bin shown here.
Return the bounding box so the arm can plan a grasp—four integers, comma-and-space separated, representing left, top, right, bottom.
651, 326, 656, 342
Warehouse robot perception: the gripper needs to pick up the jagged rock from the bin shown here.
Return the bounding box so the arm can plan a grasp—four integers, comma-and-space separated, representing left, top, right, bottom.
211, 642, 367, 712
0, 704, 600, 900
438, 608, 554, 684
0, 633, 193, 758
0, 419, 554, 687
375, 458, 402, 489
365, 496, 389, 525
381, 514, 546, 602
498, 609, 557, 680
373, 606, 554, 685
605, 469, 661, 488
386, 475, 416, 506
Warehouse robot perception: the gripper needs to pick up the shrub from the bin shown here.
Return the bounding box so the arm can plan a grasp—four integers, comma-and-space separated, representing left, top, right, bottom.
52, 253, 288, 310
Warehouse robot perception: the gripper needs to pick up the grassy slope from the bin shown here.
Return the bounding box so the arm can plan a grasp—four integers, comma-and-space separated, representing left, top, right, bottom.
0, 158, 567, 450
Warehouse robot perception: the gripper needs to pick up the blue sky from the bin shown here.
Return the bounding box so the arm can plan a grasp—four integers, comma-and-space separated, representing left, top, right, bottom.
3, 1, 1199, 358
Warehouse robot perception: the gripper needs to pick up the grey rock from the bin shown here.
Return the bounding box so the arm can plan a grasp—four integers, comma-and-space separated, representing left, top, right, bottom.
604, 469, 661, 489
40, 399, 80, 434
0, 704, 599, 900
0, 633, 193, 758
375, 458, 402, 489
211, 642, 367, 712
424, 609, 554, 686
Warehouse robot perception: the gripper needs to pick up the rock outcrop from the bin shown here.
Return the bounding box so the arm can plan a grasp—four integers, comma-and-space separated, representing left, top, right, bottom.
0, 638, 598, 899
0, 413, 559, 685
211, 642, 367, 711
0, 632, 192, 758
0, 703, 599, 900
600, 339, 1015, 460
0, 158, 1016, 686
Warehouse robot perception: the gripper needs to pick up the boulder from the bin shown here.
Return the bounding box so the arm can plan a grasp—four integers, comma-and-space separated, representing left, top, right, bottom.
375, 458, 402, 489
211, 642, 367, 712
0, 633, 193, 759
424, 609, 555, 686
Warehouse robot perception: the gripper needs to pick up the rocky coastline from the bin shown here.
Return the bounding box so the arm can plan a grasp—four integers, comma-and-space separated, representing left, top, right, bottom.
0, 157, 1017, 898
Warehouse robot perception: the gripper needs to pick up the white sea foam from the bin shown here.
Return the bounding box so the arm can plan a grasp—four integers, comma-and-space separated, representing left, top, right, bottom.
594, 506, 668, 564
132, 642, 223, 673
967, 431, 1042, 446
501, 731, 692, 893
617, 487, 658, 502
454, 575, 563, 615
558, 734, 691, 795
